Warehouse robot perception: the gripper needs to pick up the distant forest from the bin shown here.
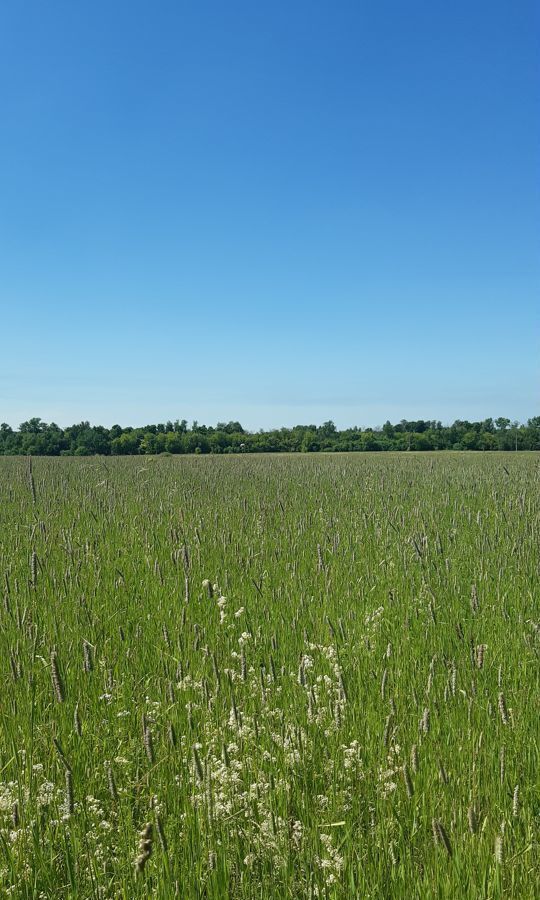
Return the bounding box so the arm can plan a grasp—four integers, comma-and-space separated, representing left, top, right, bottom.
1, 417, 539, 455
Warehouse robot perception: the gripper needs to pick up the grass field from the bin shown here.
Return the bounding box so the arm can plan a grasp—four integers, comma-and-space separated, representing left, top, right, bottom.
1, 453, 538, 898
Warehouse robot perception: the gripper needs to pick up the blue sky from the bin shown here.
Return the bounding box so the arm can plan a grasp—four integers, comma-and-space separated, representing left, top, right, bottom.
1, 0, 538, 429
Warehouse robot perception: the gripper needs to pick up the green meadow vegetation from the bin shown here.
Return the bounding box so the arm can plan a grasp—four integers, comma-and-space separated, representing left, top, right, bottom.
1, 453, 538, 898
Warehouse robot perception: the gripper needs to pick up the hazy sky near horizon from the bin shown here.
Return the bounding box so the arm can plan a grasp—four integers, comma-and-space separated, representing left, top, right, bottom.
1, 0, 538, 430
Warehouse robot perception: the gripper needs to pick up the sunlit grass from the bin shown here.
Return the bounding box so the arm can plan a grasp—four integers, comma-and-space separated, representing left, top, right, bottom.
1, 453, 538, 897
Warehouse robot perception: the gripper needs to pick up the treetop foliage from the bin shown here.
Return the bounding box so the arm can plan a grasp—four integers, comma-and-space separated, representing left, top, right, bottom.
0, 416, 538, 455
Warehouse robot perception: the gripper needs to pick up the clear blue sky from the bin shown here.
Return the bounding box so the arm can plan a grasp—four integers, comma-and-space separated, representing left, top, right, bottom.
1, 0, 538, 429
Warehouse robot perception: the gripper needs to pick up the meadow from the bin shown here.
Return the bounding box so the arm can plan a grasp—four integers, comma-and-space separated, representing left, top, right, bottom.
1, 452, 538, 898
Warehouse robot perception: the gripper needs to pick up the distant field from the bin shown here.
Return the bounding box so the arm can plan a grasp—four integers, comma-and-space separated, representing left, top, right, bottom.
1, 453, 538, 898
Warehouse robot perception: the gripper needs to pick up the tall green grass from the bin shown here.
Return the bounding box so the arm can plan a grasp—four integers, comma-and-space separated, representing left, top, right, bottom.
1, 453, 538, 897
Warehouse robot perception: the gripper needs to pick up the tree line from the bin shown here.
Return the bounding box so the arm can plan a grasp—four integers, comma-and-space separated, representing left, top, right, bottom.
0, 416, 539, 455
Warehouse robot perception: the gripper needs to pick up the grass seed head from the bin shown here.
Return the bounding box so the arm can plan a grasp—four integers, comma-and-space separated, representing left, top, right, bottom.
50, 650, 65, 702
494, 833, 504, 865
512, 785, 519, 818
498, 692, 509, 725
432, 819, 452, 857
64, 769, 74, 816
134, 823, 153, 876
402, 763, 414, 798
